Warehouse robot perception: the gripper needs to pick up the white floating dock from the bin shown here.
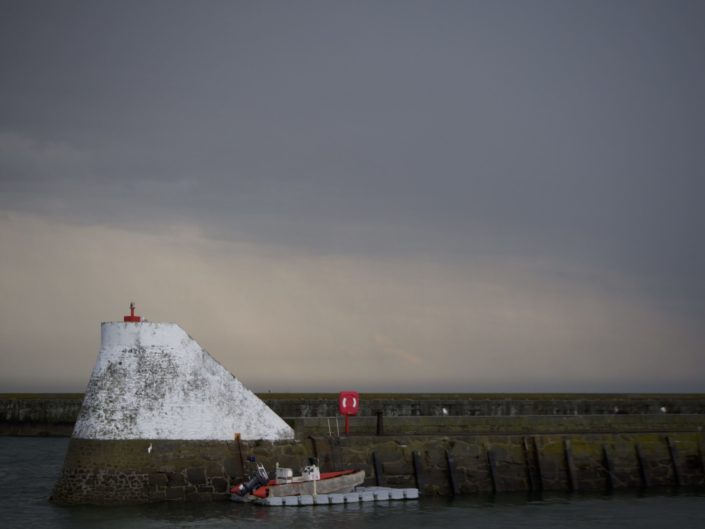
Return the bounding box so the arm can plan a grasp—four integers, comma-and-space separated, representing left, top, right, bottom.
251, 487, 419, 507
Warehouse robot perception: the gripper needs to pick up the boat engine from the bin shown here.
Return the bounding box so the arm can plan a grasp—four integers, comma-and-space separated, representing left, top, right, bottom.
234, 464, 269, 497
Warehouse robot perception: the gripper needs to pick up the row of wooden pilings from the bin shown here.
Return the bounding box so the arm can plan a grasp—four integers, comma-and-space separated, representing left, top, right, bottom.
366, 435, 704, 495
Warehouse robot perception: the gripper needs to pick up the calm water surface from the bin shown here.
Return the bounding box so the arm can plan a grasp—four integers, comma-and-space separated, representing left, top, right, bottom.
1, 437, 703, 529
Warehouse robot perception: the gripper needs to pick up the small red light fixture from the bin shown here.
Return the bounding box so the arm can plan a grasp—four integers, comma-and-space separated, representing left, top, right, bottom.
338, 391, 360, 434
123, 302, 142, 323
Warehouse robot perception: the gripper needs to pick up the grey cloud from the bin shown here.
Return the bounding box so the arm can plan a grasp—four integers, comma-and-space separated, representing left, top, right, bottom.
1, 1, 704, 391
0, 214, 702, 393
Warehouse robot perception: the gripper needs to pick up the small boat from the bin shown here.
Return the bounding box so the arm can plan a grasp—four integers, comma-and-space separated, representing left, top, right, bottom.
231, 463, 365, 501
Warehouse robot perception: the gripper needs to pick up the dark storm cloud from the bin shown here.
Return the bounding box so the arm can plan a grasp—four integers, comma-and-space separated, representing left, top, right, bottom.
1, 1, 704, 390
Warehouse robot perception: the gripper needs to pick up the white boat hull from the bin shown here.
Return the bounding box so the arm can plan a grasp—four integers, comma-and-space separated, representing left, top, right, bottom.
255, 487, 420, 506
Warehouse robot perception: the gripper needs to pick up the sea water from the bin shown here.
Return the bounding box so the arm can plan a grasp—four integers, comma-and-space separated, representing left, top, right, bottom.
1, 437, 703, 529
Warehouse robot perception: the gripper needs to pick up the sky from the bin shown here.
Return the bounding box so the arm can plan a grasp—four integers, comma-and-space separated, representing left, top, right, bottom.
1, 0, 703, 393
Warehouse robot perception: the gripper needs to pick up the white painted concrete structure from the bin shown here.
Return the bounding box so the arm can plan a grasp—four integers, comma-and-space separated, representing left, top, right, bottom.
73, 322, 294, 441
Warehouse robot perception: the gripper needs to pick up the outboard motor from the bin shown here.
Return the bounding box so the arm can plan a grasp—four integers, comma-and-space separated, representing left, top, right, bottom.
234, 464, 269, 497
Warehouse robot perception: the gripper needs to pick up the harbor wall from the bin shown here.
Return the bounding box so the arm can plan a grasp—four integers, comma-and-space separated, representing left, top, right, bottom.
51, 429, 705, 505
263, 393, 705, 418
3, 393, 705, 436
0, 395, 82, 436
291, 414, 705, 437
7, 393, 704, 503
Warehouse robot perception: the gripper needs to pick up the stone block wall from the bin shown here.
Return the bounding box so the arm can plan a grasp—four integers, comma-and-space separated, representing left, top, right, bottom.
263, 393, 705, 418
0, 396, 81, 436
290, 413, 705, 437
312, 432, 705, 495
4, 394, 705, 436
51, 438, 312, 505
51, 431, 705, 505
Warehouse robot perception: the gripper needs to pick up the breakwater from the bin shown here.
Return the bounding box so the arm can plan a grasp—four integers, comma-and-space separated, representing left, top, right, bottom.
51, 429, 705, 504
0, 394, 82, 436
20, 392, 699, 503
4, 394, 704, 502
264, 393, 705, 418
3, 393, 705, 436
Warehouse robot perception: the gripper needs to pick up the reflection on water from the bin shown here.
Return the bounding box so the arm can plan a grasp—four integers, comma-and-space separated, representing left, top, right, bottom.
1, 437, 703, 529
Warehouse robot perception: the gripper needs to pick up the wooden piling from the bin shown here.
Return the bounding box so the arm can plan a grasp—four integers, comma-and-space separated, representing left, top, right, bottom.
564, 439, 578, 492
602, 445, 615, 491
487, 448, 498, 494
372, 451, 384, 486
533, 437, 544, 491
235, 433, 245, 478
666, 436, 681, 487
522, 437, 537, 492
412, 451, 425, 491
635, 443, 649, 488
446, 449, 461, 496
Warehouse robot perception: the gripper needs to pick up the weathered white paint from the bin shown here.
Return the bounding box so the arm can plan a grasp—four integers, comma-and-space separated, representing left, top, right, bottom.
72, 322, 294, 441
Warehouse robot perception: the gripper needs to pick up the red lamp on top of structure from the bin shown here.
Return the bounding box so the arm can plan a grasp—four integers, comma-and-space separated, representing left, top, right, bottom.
124, 302, 142, 323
